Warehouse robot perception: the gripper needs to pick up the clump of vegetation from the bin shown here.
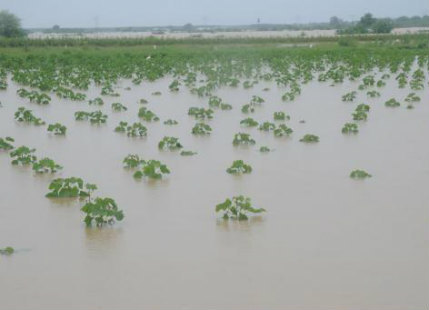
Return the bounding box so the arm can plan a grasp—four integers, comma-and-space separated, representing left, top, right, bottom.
123, 154, 143, 168
258, 121, 276, 132
152, 91, 162, 96
17, 89, 51, 105
192, 122, 212, 135
240, 117, 258, 127
405, 93, 420, 103
111, 102, 127, 112
352, 111, 368, 121
274, 124, 293, 137
232, 133, 256, 146
10, 146, 37, 165
133, 160, 171, 180
350, 169, 372, 179
342, 123, 359, 134
226, 160, 252, 174
45, 177, 90, 198
138, 107, 159, 121
169, 80, 180, 91
164, 119, 178, 125
0, 247, 14, 255
14, 107, 45, 125
259, 146, 272, 152
88, 97, 104, 106
384, 98, 400, 107
0, 137, 14, 151
32, 158, 62, 173
47, 123, 67, 135
273, 111, 290, 121
180, 150, 197, 156
342, 91, 357, 102
300, 134, 319, 143
356, 104, 370, 112
188, 107, 213, 120
74, 111, 107, 124
367, 90, 380, 98
139, 98, 148, 104
241, 104, 255, 114
81, 197, 124, 227
216, 196, 265, 220
158, 136, 183, 151
115, 121, 147, 137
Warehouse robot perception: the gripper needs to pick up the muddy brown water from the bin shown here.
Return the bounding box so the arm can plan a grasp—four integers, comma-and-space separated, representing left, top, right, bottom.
0, 72, 428, 309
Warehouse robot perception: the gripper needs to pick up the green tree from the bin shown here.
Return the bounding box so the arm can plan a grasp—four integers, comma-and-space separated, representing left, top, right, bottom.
372, 19, 393, 33
0, 11, 24, 38
359, 13, 376, 28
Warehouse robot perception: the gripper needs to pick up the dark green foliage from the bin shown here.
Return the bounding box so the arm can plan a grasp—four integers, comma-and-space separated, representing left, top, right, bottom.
123, 154, 143, 168
138, 107, 159, 121
299, 134, 319, 143
226, 160, 252, 174
273, 124, 293, 137
384, 98, 400, 107
405, 93, 420, 103
342, 122, 359, 134
14, 107, 45, 125
350, 169, 372, 179
342, 91, 357, 102
47, 123, 67, 135
115, 121, 147, 137
258, 121, 276, 132
10, 146, 37, 165
259, 146, 272, 152
240, 117, 258, 127
169, 79, 180, 91
81, 197, 124, 227
45, 177, 90, 198
180, 150, 197, 156
192, 122, 212, 135
158, 136, 183, 151
74, 111, 107, 124
17, 89, 51, 104
232, 133, 256, 146
273, 111, 290, 121
367, 90, 380, 98
215, 196, 265, 220
0, 136, 14, 151
188, 107, 213, 120
0, 246, 14, 255
111, 102, 127, 111
164, 119, 178, 125
133, 160, 171, 179
32, 157, 62, 173
88, 97, 104, 106
352, 111, 368, 121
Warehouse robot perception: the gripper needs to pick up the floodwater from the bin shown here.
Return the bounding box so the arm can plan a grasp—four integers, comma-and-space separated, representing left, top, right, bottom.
27, 27, 429, 40
1, 71, 428, 309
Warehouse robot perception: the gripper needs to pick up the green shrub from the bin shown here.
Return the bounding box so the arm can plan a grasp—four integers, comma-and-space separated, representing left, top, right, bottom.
0, 137, 14, 151
299, 134, 319, 143
32, 158, 62, 173
81, 197, 124, 226
350, 169, 372, 179
232, 133, 255, 146
14, 107, 45, 125
192, 123, 212, 135
133, 160, 170, 179
226, 160, 252, 174
45, 177, 90, 198
10, 146, 37, 165
216, 196, 265, 220
342, 123, 359, 134
47, 123, 67, 135
158, 136, 183, 151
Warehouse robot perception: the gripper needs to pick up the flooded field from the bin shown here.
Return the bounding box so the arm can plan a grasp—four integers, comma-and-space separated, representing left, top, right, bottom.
1, 48, 428, 309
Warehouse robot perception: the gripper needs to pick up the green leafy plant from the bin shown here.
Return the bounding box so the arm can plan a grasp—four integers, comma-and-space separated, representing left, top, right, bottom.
47, 123, 67, 135
88, 97, 104, 106
356, 104, 370, 112
241, 104, 255, 114
75, 111, 107, 124
115, 121, 147, 137
240, 117, 258, 127
164, 119, 178, 125
342, 122, 359, 134
180, 150, 197, 156
342, 91, 357, 102
405, 93, 420, 103
259, 146, 272, 152
258, 121, 276, 132
0, 137, 14, 151
133, 160, 170, 179
152, 91, 162, 96
350, 169, 372, 179
139, 98, 148, 104
367, 90, 380, 98
10, 146, 37, 165
232, 133, 256, 146
81, 197, 124, 227
0, 247, 14, 255
138, 107, 159, 121
384, 98, 400, 107
188, 107, 213, 120
273, 111, 290, 121
226, 160, 252, 174
273, 124, 293, 137
111, 102, 127, 111
14, 107, 45, 125
123, 154, 144, 168
45, 177, 90, 198
352, 111, 368, 121
158, 136, 183, 151
169, 79, 180, 91
192, 122, 212, 135
32, 157, 62, 173
215, 196, 265, 220
299, 134, 319, 143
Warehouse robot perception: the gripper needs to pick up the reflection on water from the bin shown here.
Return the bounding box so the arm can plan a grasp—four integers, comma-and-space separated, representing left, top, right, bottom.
216, 216, 265, 232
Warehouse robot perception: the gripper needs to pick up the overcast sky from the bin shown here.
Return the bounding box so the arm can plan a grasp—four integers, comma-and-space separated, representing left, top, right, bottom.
1, 0, 427, 28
